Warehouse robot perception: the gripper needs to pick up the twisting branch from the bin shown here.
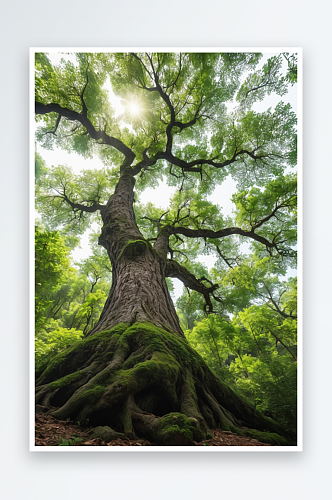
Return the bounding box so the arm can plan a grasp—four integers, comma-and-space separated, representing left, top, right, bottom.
165, 260, 222, 313
35, 102, 136, 169
251, 195, 296, 231
216, 246, 241, 269
52, 186, 105, 214
135, 147, 274, 177
45, 115, 61, 135
166, 53, 182, 92
166, 224, 284, 253
131, 53, 204, 155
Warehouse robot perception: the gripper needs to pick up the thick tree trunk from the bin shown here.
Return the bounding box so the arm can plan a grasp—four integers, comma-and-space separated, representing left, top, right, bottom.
91, 245, 183, 336
89, 171, 183, 337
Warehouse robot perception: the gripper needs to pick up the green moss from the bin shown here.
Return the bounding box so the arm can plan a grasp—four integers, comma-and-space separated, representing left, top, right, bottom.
154, 412, 196, 446
49, 370, 85, 389
37, 321, 287, 445
38, 323, 129, 382
102, 350, 181, 407
229, 425, 289, 446
246, 429, 289, 446
79, 385, 106, 404
118, 239, 152, 260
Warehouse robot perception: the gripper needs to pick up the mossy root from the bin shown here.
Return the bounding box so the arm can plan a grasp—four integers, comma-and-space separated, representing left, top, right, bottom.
35, 322, 288, 445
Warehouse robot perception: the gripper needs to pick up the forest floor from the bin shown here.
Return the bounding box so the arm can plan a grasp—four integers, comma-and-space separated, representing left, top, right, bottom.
35, 407, 272, 447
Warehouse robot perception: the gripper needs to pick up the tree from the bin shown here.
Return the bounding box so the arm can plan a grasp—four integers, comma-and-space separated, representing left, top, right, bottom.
186, 269, 297, 434
35, 51, 297, 445
35, 227, 71, 332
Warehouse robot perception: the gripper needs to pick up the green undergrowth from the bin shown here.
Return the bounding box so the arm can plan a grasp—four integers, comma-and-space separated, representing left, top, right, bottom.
36, 323, 129, 384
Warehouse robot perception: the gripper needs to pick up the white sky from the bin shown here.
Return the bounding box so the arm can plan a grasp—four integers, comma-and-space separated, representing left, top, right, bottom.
36, 51, 297, 300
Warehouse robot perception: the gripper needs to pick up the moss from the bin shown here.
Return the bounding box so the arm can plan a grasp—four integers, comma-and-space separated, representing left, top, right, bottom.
246, 429, 289, 446
122, 347, 151, 370
37, 323, 129, 383
79, 385, 106, 404
120, 172, 136, 187
36, 321, 288, 444
154, 412, 196, 446
229, 425, 289, 446
49, 370, 85, 389
118, 239, 152, 261
104, 351, 181, 407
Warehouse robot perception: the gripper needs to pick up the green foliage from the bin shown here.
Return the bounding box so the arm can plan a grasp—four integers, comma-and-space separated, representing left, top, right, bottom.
35, 151, 47, 179
35, 226, 111, 368
35, 227, 72, 331
236, 54, 293, 108
58, 435, 83, 446
35, 326, 84, 371
36, 164, 113, 234
75, 290, 107, 333
186, 271, 297, 433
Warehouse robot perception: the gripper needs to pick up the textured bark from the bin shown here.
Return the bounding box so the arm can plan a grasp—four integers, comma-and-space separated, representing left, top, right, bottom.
91, 244, 183, 336
88, 172, 183, 337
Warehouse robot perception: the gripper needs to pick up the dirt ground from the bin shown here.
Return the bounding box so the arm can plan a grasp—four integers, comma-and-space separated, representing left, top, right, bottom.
35, 407, 272, 447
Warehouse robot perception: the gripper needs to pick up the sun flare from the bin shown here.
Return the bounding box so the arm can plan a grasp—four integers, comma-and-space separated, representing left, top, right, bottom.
128, 101, 140, 116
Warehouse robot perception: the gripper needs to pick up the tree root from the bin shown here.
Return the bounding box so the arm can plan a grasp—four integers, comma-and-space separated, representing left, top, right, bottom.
35, 322, 288, 445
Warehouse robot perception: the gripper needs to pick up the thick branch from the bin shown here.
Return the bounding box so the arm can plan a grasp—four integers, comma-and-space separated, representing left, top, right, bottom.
167, 225, 278, 250
35, 101, 136, 168
165, 260, 221, 313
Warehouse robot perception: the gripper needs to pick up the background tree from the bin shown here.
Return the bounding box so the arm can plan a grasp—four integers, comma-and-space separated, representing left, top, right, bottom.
186, 270, 297, 434
35, 51, 297, 445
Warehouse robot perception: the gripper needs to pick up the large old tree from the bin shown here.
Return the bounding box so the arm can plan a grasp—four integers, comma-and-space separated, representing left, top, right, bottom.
35, 51, 297, 445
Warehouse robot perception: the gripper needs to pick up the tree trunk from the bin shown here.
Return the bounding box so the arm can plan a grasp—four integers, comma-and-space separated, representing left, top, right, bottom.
91, 237, 183, 337
89, 171, 183, 337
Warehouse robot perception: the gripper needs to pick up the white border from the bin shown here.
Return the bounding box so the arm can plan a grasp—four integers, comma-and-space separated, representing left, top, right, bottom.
30, 47, 302, 452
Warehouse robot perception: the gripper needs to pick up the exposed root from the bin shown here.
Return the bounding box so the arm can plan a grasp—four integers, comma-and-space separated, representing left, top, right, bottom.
35, 322, 288, 445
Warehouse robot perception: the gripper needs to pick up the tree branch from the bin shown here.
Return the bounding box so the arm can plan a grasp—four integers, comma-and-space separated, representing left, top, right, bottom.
53, 187, 105, 214
263, 283, 297, 319
166, 225, 280, 252
35, 101, 136, 168
80, 56, 89, 117
165, 260, 222, 313
252, 196, 296, 230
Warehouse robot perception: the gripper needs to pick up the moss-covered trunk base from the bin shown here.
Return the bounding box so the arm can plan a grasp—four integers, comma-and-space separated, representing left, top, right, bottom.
35, 323, 289, 446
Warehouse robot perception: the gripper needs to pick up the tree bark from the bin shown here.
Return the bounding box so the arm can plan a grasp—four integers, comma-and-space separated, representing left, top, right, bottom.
88, 171, 183, 337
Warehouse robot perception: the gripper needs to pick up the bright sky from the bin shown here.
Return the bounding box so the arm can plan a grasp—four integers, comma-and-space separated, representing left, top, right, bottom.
36, 51, 297, 299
